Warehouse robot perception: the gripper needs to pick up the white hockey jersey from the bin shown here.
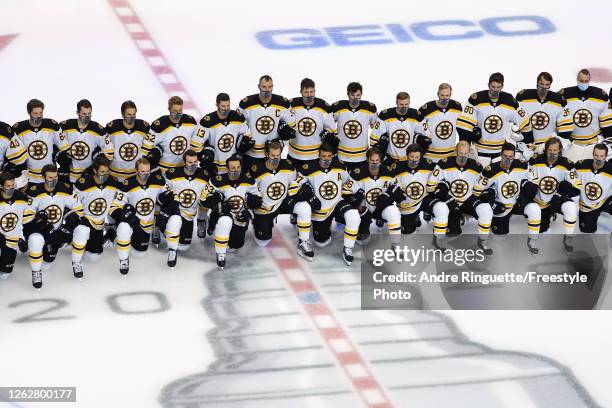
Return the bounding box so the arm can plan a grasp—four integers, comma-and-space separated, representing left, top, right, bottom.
574, 159, 611, 212
25, 182, 84, 230
516, 89, 573, 147
298, 158, 350, 221
391, 159, 437, 214
331, 100, 377, 163
60, 119, 113, 182
559, 86, 610, 146
106, 119, 153, 180
0, 190, 30, 247
248, 159, 301, 215
238, 94, 293, 159
0, 121, 27, 169
345, 163, 396, 213
370, 108, 425, 162
74, 174, 121, 230
529, 154, 580, 208
112, 172, 168, 232
418, 100, 463, 161
151, 114, 198, 172
205, 173, 261, 223
165, 166, 210, 221
429, 156, 484, 204
289, 97, 336, 161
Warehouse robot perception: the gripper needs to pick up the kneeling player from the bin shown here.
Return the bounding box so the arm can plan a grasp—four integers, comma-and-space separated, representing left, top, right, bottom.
24, 164, 87, 288
473, 143, 541, 253
343, 147, 401, 244
575, 143, 611, 232
0, 171, 29, 280
249, 141, 315, 260
163, 149, 211, 252
72, 156, 121, 278
202, 155, 263, 269
529, 137, 580, 251
298, 144, 360, 266
110, 158, 181, 274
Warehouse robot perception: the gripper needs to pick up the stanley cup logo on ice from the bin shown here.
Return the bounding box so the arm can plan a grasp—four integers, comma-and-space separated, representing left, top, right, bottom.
159, 243, 600, 407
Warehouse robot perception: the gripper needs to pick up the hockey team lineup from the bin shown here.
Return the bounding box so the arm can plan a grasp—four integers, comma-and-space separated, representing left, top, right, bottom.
0, 68, 611, 290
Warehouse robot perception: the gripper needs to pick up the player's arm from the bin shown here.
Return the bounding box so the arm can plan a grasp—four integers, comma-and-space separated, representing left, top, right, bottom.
53, 120, 69, 152
456, 95, 479, 142
599, 93, 612, 139
556, 98, 574, 140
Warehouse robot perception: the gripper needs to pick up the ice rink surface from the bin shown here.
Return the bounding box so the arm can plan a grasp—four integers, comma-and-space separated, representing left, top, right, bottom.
1, 1, 611, 407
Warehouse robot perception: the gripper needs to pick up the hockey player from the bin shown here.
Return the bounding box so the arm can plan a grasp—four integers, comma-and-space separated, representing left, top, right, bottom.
58, 99, 113, 183
72, 156, 121, 278
560, 69, 611, 162
417, 83, 464, 162
110, 158, 181, 274
249, 141, 314, 260
12, 99, 68, 182
0, 171, 29, 280
370, 92, 425, 166
0, 121, 27, 177
390, 144, 447, 238
298, 144, 361, 266
106, 100, 154, 180
575, 143, 611, 233
23, 164, 87, 288
343, 147, 402, 244
457, 73, 532, 166
287, 78, 337, 167
237, 75, 294, 168
193, 93, 252, 175
428, 141, 493, 253
473, 143, 541, 254
163, 150, 211, 251
516, 72, 573, 155
150, 96, 198, 173
331, 82, 377, 170
202, 155, 263, 269
529, 137, 580, 251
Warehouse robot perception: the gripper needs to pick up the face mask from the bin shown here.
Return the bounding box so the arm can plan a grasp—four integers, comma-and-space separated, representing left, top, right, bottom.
546, 153, 559, 162
349, 98, 360, 107
319, 159, 331, 168
268, 157, 280, 167
259, 91, 272, 99
228, 170, 241, 180
170, 112, 183, 121
45, 179, 58, 190
368, 162, 380, 172
124, 116, 136, 126
397, 107, 409, 116
537, 86, 549, 98
97, 174, 109, 184
79, 115, 91, 126
438, 98, 450, 107
303, 96, 314, 105
2, 187, 15, 198
138, 173, 150, 183
594, 159, 605, 168
578, 83, 589, 92
501, 158, 513, 168
185, 164, 198, 174
218, 109, 230, 118
408, 159, 420, 169
489, 90, 500, 99
30, 116, 42, 127
456, 156, 468, 166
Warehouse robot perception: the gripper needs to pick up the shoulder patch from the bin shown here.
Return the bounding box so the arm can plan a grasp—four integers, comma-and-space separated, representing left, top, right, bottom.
332, 101, 339, 106
12, 122, 18, 128
302, 164, 309, 170
122, 179, 129, 185
558, 89, 564, 95
251, 164, 257, 172
78, 178, 85, 183
283, 96, 289, 102
242, 97, 248, 102
99, 123, 104, 130
390, 163, 396, 170
354, 168, 360, 174
470, 93, 477, 99
154, 120, 160, 126
107, 121, 113, 127
61, 120, 67, 126
368, 102, 374, 107
31, 185, 37, 191
577, 159, 584, 164
143, 121, 149, 127
441, 158, 448, 163
381, 109, 387, 115
518, 89, 524, 95
156, 174, 163, 181
216, 175, 222, 181
167, 168, 175, 174
426, 159, 432, 164
204, 115, 210, 121
421, 103, 427, 110
485, 165, 491, 171
51, 119, 57, 125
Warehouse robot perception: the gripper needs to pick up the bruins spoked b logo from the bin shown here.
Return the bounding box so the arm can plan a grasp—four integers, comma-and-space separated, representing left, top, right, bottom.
573, 109, 593, 128
366, 188, 382, 206
28, 141, 48, 160
89, 198, 108, 216
119, 142, 139, 161
45, 205, 62, 224
70, 141, 91, 161
450, 179, 469, 198
298, 118, 317, 136
343, 120, 362, 139
501, 181, 518, 199
218, 134, 234, 152
170, 136, 188, 155
267, 182, 286, 200
585, 182, 602, 201
227, 195, 245, 213
484, 115, 503, 133
178, 189, 197, 208
391, 129, 410, 148
0, 212, 18, 232
405, 182, 424, 200
319, 181, 338, 200
136, 198, 154, 216
530, 111, 550, 130
538, 176, 558, 194
435, 121, 453, 140
256, 116, 275, 134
